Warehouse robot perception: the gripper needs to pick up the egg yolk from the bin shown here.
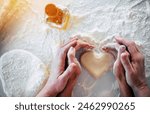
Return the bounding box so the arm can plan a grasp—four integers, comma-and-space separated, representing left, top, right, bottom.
45, 4, 64, 25
45, 4, 58, 17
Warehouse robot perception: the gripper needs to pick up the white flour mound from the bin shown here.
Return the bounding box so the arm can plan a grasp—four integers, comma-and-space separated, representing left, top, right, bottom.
0, 49, 49, 97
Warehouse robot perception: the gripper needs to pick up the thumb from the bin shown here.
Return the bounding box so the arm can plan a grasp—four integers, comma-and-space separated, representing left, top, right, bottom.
120, 51, 133, 72
102, 43, 117, 59
58, 63, 77, 82
113, 45, 126, 76
67, 47, 76, 64
67, 47, 81, 75
116, 45, 126, 61
57, 63, 77, 93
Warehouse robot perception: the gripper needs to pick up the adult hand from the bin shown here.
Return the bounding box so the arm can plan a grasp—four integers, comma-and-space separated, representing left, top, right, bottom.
102, 43, 134, 97
115, 36, 150, 97
37, 37, 94, 97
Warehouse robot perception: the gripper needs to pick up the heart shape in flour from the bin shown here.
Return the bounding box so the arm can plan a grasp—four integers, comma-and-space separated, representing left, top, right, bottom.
80, 51, 113, 79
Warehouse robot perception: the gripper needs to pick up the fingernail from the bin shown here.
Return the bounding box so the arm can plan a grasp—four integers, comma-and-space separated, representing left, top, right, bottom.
102, 46, 108, 52
115, 36, 121, 40
89, 45, 95, 48
101, 46, 105, 50
102, 46, 106, 49
120, 45, 126, 52
114, 36, 118, 40
70, 47, 75, 51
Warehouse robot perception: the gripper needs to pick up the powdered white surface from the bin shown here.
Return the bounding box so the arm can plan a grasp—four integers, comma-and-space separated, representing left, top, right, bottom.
0, 0, 150, 96
0, 49, 48, 97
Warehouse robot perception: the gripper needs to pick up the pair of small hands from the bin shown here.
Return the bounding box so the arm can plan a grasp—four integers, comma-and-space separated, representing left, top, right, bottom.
37, 36, 150, 97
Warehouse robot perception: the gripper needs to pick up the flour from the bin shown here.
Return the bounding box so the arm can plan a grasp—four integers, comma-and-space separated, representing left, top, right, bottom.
0, 49, 49, 96
0, 0, 150, 96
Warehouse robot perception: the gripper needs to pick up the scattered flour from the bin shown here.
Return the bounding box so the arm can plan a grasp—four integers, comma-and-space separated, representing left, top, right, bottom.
0, 0, 150, 96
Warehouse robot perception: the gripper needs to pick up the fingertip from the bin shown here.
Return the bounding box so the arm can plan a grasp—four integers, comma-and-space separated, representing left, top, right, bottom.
114, 36, 124, 44
68, 47, 75, 56
120, 51, 133, 72
85, 45, 95, 50
67, 47, 76, 64
89, 45, 95, 48
120, 51, 131, 67
63, 40, 77, 54
115, 36, 122, 40
114, 36, 119, 40
102, 46, 109, 52
70, 46, 75, 52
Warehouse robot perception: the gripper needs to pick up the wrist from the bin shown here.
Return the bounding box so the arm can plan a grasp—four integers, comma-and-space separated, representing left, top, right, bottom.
132, 83, 150, 97
118, 81, 134, 97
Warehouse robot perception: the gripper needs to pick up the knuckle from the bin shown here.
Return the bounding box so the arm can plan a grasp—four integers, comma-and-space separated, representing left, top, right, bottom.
58, 76, 66, 84
129, 41, 136, 46
74, 40, 78, 45
140, 54, 145, 61
135, 53, 145, 62
70, 63, 77, 70
128, 70, 134, 76
121, 52, 128, 59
